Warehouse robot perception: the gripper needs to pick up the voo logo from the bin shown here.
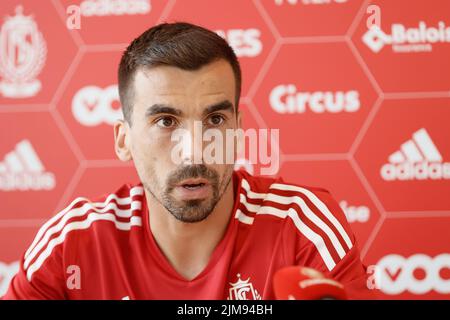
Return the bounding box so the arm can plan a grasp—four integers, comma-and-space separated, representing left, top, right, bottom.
72, 85, 123, 126
270, 84, 360, 114
374, 254, 450, 295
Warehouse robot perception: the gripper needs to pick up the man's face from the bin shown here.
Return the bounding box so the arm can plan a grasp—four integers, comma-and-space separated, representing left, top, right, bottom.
125, 59, 239, 223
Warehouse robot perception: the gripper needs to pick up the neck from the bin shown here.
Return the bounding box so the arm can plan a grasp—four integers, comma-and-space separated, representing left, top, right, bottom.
146, 179, 234, 281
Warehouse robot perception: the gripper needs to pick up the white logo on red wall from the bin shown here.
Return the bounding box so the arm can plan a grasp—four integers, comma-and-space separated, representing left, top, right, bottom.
72, 85, 122, 126
0, 261, 19, 297
375, 254, 450, 295
363, 22, 450, 53
216, 29, 262, 58
381, 128, 450, 181
0, 6, 47, 98
270, 84, 360, 114
0, 140, 55, 191
339, 200, 370, 223
78, 0, 151, 17
274, 0, 348, 6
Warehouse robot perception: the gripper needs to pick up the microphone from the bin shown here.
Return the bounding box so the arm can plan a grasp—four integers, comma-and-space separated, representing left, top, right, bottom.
273, 266, 347, 300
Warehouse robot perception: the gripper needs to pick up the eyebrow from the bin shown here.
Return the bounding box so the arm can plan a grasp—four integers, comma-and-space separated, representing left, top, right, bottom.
145, 100, 234, 118
145, 104, 183, 117
202, 100, 234, 117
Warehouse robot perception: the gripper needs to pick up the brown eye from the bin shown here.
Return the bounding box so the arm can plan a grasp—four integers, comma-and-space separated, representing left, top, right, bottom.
156, 116, 177, 128
208, 114, 225, 126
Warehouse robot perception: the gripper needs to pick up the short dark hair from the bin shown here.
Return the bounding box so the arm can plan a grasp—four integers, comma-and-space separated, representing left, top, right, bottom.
118, 22, 242, 124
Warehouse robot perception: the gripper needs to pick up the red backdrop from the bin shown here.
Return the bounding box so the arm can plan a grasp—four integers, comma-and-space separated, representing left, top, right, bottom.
0, 0, 449, 299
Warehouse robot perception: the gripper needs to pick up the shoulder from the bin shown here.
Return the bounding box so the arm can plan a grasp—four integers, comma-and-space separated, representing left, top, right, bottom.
234, 170, 355, 271
22, 183, 145, 281
36, 182, 145, 239
234, 169, 336, 226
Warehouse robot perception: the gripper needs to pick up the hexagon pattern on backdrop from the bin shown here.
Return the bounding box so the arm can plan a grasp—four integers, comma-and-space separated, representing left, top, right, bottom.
0, 0, 449, 299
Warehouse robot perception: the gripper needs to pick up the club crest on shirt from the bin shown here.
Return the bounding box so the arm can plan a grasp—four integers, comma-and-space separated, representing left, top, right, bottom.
227, 273, 261, 300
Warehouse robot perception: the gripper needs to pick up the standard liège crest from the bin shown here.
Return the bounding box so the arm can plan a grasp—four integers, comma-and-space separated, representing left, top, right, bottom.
227, 273, 262, 300
0, 6, 47, 98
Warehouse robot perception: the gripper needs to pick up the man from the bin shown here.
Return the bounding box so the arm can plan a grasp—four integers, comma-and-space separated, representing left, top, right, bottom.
3, 22, 374, 300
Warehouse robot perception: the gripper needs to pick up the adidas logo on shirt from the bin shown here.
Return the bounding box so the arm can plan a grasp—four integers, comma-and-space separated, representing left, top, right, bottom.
380, 128, 450, 181
0, 140, 56, 191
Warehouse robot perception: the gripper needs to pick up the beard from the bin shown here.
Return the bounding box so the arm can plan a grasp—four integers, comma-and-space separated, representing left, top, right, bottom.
143, 164, 233, 223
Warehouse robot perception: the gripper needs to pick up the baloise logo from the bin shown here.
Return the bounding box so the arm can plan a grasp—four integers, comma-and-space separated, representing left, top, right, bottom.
363, 21, 450, 53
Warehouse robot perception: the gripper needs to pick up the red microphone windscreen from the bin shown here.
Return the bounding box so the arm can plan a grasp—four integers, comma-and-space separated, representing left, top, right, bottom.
273, 266, 347, 300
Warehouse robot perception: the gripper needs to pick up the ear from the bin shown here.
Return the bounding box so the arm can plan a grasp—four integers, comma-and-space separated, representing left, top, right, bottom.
113, 120, 132, 161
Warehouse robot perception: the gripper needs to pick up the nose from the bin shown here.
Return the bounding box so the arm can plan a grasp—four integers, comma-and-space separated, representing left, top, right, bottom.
171, 120, 204, 165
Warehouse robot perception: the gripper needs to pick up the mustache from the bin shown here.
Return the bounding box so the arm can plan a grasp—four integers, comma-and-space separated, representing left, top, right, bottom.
166, 164, 219, 188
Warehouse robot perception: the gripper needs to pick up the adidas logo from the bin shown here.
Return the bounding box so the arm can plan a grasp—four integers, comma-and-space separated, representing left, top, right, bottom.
0, 140, 56, 191
380, 128, 450, 181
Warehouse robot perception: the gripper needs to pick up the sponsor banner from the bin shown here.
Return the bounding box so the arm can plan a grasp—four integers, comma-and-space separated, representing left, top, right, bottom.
0, 0, 449, 301
59, 0, 170, 44
364, 217, 450, 299
355, 98, 450, 212
259, 0, 363, 37
253, 42, 377, 154
0, 113, 78, 219
352, 0, 450, 92
0, 1, 77, 104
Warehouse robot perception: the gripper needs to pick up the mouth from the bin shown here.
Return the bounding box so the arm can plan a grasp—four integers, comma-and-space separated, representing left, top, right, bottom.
178, 178, 209, 189
174, 178, 211, 200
